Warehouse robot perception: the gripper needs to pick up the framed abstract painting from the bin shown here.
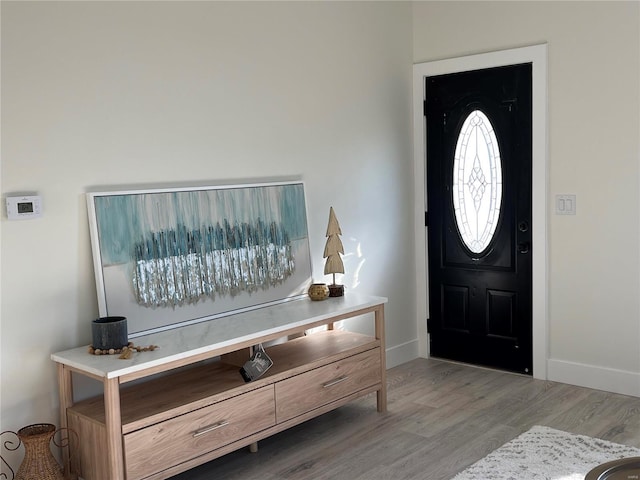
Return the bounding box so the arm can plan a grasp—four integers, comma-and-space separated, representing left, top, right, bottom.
87, 181, 312, 336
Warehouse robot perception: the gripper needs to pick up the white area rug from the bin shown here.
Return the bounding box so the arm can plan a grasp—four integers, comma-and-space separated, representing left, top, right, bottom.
452, 425, 640, 480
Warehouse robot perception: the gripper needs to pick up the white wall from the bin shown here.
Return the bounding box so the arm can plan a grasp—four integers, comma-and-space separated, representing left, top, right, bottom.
413, 1, 640, 395
3, 1, 639, 471
0, 1, 415, 467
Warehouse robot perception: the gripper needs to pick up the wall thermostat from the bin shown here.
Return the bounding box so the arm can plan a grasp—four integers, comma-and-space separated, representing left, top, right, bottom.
6, 195, 42, 220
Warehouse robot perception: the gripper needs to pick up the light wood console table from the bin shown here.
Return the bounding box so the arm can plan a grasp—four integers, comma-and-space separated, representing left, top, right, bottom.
51, 293, 387, 480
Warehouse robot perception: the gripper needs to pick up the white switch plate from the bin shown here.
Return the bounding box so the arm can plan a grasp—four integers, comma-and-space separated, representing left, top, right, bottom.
555, 194, 576, 215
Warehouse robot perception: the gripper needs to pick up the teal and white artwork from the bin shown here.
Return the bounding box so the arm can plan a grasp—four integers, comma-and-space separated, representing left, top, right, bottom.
87, 181, 312, 336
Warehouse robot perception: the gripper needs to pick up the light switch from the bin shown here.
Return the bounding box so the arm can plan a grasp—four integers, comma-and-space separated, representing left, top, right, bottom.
555, 194, 576, 215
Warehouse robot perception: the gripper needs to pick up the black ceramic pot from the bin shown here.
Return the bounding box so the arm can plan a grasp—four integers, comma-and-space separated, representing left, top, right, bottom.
91, 316, 128, 350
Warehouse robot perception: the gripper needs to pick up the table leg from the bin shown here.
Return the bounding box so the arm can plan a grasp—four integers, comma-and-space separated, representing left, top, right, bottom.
104, 377, 125, 479
375, 305, 387, 412
57, 364, 76, 479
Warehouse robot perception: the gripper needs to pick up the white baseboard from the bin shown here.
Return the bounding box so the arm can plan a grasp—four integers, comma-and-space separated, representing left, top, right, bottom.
382, 349, 640, 397
548, 359, 640, 397
385, 338, 420, 369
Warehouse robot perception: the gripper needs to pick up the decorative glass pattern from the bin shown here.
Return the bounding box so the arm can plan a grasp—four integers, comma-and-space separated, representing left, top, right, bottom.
452, 110, 502, 254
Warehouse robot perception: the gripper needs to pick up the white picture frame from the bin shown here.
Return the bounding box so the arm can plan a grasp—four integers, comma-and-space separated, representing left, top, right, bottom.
87, 181, 312, 337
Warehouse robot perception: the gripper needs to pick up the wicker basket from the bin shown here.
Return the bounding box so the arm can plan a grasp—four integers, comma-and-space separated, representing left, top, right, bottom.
15, 423, 65, 480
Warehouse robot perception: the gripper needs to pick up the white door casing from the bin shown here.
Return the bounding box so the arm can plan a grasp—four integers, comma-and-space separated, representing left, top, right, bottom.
413, 44, 548, 379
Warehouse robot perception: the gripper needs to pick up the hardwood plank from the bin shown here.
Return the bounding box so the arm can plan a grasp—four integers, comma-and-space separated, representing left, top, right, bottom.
170, 358, 640, 480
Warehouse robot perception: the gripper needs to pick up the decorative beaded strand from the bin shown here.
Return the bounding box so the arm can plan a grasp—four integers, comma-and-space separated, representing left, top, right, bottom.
87, 342, 159, 359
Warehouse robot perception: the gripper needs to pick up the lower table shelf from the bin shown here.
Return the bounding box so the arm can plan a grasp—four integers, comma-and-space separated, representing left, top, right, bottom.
67, 330, 384, 480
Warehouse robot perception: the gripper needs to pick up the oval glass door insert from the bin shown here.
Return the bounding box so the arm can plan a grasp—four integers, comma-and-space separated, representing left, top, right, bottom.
452, 110, 502, 254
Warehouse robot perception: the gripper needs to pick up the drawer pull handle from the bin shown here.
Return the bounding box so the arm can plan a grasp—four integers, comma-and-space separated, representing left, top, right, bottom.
193, 421, 229, 438
323, 375, 348, 388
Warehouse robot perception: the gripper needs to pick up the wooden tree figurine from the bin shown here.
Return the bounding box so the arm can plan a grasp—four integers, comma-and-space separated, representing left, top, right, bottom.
323, 207, 345, 297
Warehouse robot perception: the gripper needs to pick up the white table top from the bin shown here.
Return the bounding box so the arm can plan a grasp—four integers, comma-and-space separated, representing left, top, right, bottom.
51, 293, 387, 379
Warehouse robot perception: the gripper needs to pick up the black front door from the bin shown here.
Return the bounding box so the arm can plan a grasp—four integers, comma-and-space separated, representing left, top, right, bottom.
425, 64, 532, 375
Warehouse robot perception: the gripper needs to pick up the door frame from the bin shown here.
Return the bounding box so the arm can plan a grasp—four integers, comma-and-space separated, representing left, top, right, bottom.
413, 44, 548, 379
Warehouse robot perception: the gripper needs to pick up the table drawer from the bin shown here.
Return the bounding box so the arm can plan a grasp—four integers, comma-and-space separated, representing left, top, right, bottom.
124, 385, 275, 479
275, 348, 380, 423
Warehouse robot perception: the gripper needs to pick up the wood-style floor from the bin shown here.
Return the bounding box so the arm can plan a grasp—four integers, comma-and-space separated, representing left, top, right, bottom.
170, 358, 640, 480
